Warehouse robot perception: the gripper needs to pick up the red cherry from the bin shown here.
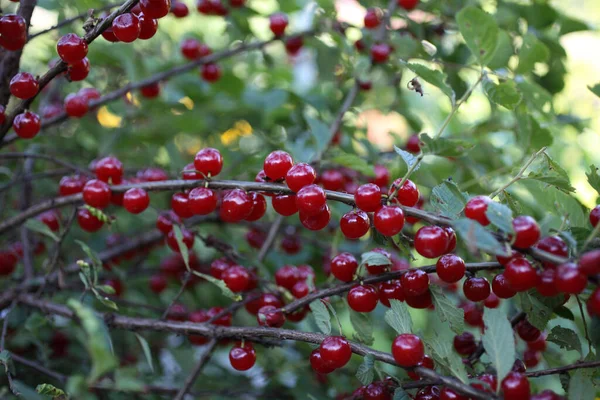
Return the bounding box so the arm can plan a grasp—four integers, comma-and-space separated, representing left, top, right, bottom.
516, 320, 541, 342
188, 187, 217, 215
0, 251, 17, 276
149, 274, 168, 293
137, 168, 168, 182
555, 263, 587, 294
464, 196, 491, 226
340, 210, 370, 239
140, 82, 160, 98
319, 336, 352, 369
348, 284, 379, 312
504, 258, 538, 292
246, 228, 266, 249
436, 254, 465, 283
95, 156, 123, 183
587, 287, 600, 316
77, 209, 104, 232
492, 273, 517, 298
405, 134, 421, 153
123, 188, 150, 214
67, 57, 90, 81
10, 72, 39, 99
330, 253, 358, 282
209, 257, 232, 279
534, 236, 568, 268
310, 349, 336, 374
138, 12, 158, 39
171, 1, 189, 17
378, 280, 405, 307
257, 305, 285, 328
285, 163, 316, 192
501, 372, 530, 400
414, 226, 449, 258
280, 235, 301, 254
269, 13, 288, 36
527, 333, 547, 352
463, 277, 491, 302
355, 183, 382, 212
374, 205, 404, 236
101, 23, 119, 42
222, 265, 250, 292
112, 13, 141, 43
284, 36, 303, 55
64, 94, 88, 118
401, 269, 429, 297
140, 0, 171, 18
578, 249, 600, 276
83, 179, 111, 209
472, 374, 498, 393
442, 226, 457, 254
275, 265, 298, 290
453, 332, 477, 356
536, 269, 559, 297
299, 204, 331, 231
358, 80, 372, 91
272, 194, 298, 216
366, 248, 392, 275
192, 148, 222, 178
188, 310, 209, 345
180, 38, 210, 59
590, 205, 600, 227
461, 302, 483, 327
220, 189, 253, 222
229, 343, 256, 371
59, 175, 87, 196
363, 8, 381, 29
512, 216, 541, 249
166, 227, 194, 252
56, 33, 88, 64
296, 184, 327, 216
320, 169, 344, 191
483, 292, 500, 308
291, 281, 310, 298
245, 192, 267, 221
371, 43, 392, 63
391, 179, 420, 207
0, 14, 27, 50
264, 150, 293, 181
79, 87, 101, 102
370, 165, 390, 187
398, 0, 419, 10
201, 63, 221, 82
38, 210, 60, 232
391, 333, 424, 367
156, 210, 181, 234
171, 192, 192, 218
523, 349, 541, 368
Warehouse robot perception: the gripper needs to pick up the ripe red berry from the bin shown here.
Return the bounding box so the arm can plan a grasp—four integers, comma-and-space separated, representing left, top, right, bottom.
123, 188, 150, 214
13, 111, 42, 139
140, 0, 171, 18
590, 205, 600, 227
364, 8, 381, 29
284, 36, 303, 55
291, 281, 310, 298
527, 333, 547, 352
464, 196, 491, 226
512, 216, 541, 249
257, 305, 285, 328
504, 258, 538, 292
95, 156, 123, 183
378, 280, 405, 307
365, 248, 391, 275
67, 57, 90, 81
229, 342, 256, 371
371, 43, 392, 63
64, 94, 89, 118
483, 292, 500, 308
269, 13, 288, 36
222, 265, 250, 292
462, 276, 490, 302
149, 274, 168, 293
79, 87, 101, 103
0, 251, 17, 276
516, 320, 541, 342
374, 205, 404, 236
201, 63, 221, 82
171, 192, 193, 218
272, 194, 298, 216
436, 254, 465, 283
112, 13, 141, 42
555, 263, 587, 294
56, 33, 88, 64
578, 249, 600, 276
10, 72, 39, 99
523, 349, 541, 368
398, 0, 419, 10
405, 134, 421, 153
264, 150, 293, 181
210, 257, 232, 279
193, 148, 223, 177
285, 163, 316, 192
245, 192, 267, 221
348, 284, 379, 312
320, 169, 344, 191
340, 210, 370, 239
188, 187, 217, 215
587, 287, 600, 316
0, 14, 27, 51
501, 372, 530, 400
392, 333, 424, 367
38, 210, 60, 232
330, 253, 358, 282
299, 204, 331, 231
77, 208, 104, 232
310, 349, 336, 374
166, 227, 194, 252
275, 265, 298, 290
319, 336, 352, 369
536, 269, 559, 297
391, 179, 420, 207
59, 175, 87, 196
401, 269, 429, 297
138, 12, 158, 40
453, 332, 477, 356
83, 179, 111, 209
355, 183, 382, 212
490, 273, 516, 299
171, 1, 189, 17
414, 226, 449, 258
534, 236, 568, 268
245, 228, 266, 249
296, 184, 326, 216
370, 165, 390, 187
220, 189, 253, 222
140, 82, 160, 98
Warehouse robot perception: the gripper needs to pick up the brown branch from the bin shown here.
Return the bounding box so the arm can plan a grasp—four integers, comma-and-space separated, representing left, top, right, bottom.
173, 339, 218, 400
257, 215, 283, 262
160, 272, 191, 320
525, 360, 600, 378
19, 151, 35, 280
0, 152, 92, 175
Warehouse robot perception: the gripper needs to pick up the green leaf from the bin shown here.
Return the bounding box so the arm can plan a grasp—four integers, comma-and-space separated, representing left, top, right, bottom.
36, 383, 66, 396
171, 225, 190, 269
588, 83, 600, 98
456, 6, 499, 66
309, 300, 331, 335
515, 105, 553, 150
393, 388, 411, 400
568, 369, 595, 400
485, 201, 514, 234
430, 286, 464, 334
330, 150, 375, 177
426, 336, 469, 383
11, 381, 45, 400
525, 153, 575, 193
515, 291, 563, 330
361, 251, 392, 268
393, 145, 421, 171
554, 305, 575, 321
24, 218, 59, 242
483, 79, 522, 110
430, 179, 469, 219
349, 311, 374, 345
384, 299, 413, 334
135, 333, 154, 372
191, 271, 241, 301
356, 354, 375, 386
452, 218, 510, 256
0, 350, 15, 375
75, 240, 102, 276
96, 295, 118, 311
420, 134, 475, 157
482, 307, 515, 384
67, 299, 118, 383
586, 165, 600, 195
404, 62, 455, 103
516, 34, 550, 74
307, 117, 333, 161
547, 326, 582, 354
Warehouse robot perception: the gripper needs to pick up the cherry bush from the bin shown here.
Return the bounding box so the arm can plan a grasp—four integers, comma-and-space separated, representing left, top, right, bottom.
0, 0, 599, 399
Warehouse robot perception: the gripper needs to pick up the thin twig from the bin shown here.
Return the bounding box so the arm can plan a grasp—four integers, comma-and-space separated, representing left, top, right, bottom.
257, 215, 284, 262
160, 272, 192, 320
575, 295, 592, 354
173, 339, 218, 400
489, 147, 547, 199
0, 152, 92, 176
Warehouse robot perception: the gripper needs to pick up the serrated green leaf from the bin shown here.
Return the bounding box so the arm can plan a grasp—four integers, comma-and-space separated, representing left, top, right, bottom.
456, 6, 499, 66
134, 333, 154, 372
547, 326, 582, 354
356, 354, 375, 386
384, 300, 412, 334
452, 218, 510, 256
420, 134, 475, 157
361, 251, 392, 268
350, 310, 374, 346
516, 34, 550, 74
309, 300, 331, 335
568, 369, 595, 400
24, 218, 59, 242
394, 145, 421, 170
307, 117, 333, 161
586, 165, 600, 195
482, 307, 515, 385
404, 62, 455, 103
588, 83, 600, 98
393, 388, 411, 400
430, 180, 469, 219
483, 78, 522, 110
191, 270, 241, 301
426, 336, 469, 383
36, 383, 65, 396
515, 291, 563, 330
330, 150, 375, 177
515, 105, 553, 150
171, 225, 190, 269
485, 201, 514, 234
430, 286, 464, 334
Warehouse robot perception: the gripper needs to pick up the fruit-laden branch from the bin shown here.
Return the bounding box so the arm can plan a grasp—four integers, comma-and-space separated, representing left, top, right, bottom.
0, 0, 141, 140
1, 29, 319, 147
0, 178, 570, 267
282, 262, 502, 314
14, 293, 493, 400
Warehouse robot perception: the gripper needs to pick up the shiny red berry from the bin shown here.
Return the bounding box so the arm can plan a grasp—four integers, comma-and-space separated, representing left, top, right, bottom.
180, 38, 210, 59
257, 305, 285, 328
501, 372, 530, 400
140, 0, 171, 18
587, 287, 600, 316
138, 13, 158, 39
171, 192, 193, 218
296, 184, 327, 216
341, 210, 370, 239
516, 320, 541, 342
171, 1, 189, 17
10, 72, 39, 99
364, 8, 381, 29
590, 205, 600, 227
492, 273, 517, 298
464, 196, 491, 226
64, 94, 88, 118
534, 236, 568, 267
67, 57, 90, 81
285, 163, 316, 192
220, 189, 253, 222
578, 249, 600, 276
401, 269, 429, 297
264, 150, 293, 181
246, 192, 267, 221
348, 284, 379, 312
378, 280, 405, 307
299, 204, 331, 231
536, 269, 559, 297
310, 349, 336, 374
123, 188, 149, 214
194, 148, 223, 177
355, 183, 382, 212
371, 43, 392, 63
57, 33, 88, 64
414, 226, 449, 258
440, 388, 467, 400
555, 263, 587, 294
436, 254, 465, 283
222, 265, 250, 292
188, 187, 217, 215
391, 179, 420, 207
463, 277, 491, 302
374, 205, 404, 237
319, 336, 352, 369
512, 216, 541, 249
453, 332, 477, 356
398, 0, 419, 10
77, 208, 104, 232
83, 179, 111, 209
112, 13, 141, 42
269, 13, 288, 36
366, 248, 391, 275
201, 63, 221, 82
320, 169, 344, 191
405, 134, 421, 153
229, 343, 256, 371
95, 156, 123, 183
392, 334, 424, 367
330, 253, 358, 282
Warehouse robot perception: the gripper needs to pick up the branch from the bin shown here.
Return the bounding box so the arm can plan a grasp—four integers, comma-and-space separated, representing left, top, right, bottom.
0, 152, 92, 176
257, 215, 283, 262
525, 360, 600, 378
173, 339, 218, 400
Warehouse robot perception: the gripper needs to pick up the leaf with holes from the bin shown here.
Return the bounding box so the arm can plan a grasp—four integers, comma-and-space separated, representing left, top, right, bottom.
430, 285, 464, 334
482, 307, 515, 384
483, 78, 522, 110
547, 326, 582, 354
516, 34, 550, 74
384, 299, 413, 334
485, 201, 514, 234
356, 354, 375, 386
456, 6, 499, 66
430, 180, 469, 219
309, 300, 331, 335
